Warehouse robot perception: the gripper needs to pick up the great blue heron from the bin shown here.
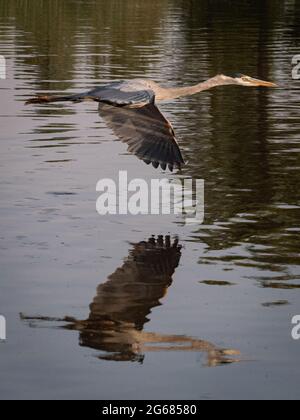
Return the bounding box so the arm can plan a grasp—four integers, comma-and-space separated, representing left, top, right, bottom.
26, 74, 276, 171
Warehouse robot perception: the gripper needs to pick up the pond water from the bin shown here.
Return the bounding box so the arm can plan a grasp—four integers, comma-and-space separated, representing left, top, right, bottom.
0, 0, 300, 400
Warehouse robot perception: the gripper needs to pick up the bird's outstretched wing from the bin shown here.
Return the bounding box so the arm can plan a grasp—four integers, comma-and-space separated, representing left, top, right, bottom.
25, 80, 185, 171
98, 102, 185, 171
25, 83, 154, 107
84, 83, 155, 107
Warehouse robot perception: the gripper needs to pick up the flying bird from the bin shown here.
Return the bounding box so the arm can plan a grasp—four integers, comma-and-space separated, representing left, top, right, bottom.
26, 74, 276, 171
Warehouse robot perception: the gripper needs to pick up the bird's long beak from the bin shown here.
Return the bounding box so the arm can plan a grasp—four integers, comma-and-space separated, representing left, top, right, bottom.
248, 77, 277, 87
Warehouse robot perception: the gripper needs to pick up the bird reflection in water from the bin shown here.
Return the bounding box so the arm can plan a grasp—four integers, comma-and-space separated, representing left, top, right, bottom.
21, 236, 240, 366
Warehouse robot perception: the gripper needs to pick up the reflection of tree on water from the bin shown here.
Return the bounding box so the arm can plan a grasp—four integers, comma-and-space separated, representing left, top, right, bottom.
21, 236, 240, 366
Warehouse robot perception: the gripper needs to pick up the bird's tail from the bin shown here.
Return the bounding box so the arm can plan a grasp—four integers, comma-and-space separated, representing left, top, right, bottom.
25, 93, 82, 105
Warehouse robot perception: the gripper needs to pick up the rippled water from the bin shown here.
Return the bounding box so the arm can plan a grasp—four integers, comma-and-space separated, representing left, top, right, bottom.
1, 0, 300, 400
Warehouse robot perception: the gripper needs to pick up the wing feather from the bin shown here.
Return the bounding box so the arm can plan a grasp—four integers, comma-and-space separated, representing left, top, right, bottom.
98, 102, 185, 171
82, 83, 155, 107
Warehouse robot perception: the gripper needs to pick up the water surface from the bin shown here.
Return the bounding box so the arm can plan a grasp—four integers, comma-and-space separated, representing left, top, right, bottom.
0, 0, 300, 400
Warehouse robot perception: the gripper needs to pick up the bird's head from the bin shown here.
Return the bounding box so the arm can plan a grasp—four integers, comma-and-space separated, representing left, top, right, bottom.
222, 73, 277, 88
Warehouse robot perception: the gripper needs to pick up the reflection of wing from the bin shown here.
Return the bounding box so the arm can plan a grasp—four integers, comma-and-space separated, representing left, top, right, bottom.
88, 236, 182, 331
99, 102, 185, 171
21, 236, 240, 365
77, 236, 183, 361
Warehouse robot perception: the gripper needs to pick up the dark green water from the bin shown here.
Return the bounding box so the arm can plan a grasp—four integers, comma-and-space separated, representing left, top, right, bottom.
0, 0, 300, 400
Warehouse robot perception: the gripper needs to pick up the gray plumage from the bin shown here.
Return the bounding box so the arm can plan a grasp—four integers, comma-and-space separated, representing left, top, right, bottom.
98, 102, 184, 171
25, 75, 276, 171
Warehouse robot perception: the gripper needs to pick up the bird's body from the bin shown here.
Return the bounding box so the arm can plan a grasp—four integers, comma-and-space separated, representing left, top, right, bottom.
26, 74, 276, 171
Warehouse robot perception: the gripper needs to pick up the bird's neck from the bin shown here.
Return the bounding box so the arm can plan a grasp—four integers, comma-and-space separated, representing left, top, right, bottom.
160, 76, 233, 101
